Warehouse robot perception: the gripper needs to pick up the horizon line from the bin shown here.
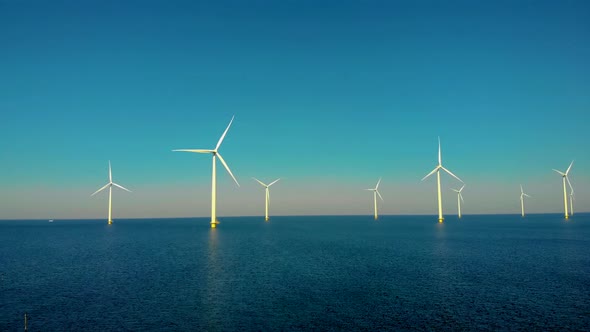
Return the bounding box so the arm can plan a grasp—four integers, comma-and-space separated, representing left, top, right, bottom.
1, 212, 588, 221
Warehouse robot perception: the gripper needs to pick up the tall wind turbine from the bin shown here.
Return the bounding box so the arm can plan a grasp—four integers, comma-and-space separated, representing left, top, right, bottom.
173, 116, 240, 228
364, 178, 383, 220
553, 161, 573, 219
520, 185, 531, 217
451, 185, 465, 219
422, 137, 463, 223
91, 161, 131, 225
253, 178, 280, 221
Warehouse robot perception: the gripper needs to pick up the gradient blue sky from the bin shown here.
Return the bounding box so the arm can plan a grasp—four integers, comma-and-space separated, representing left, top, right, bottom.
1, 0, 589, 219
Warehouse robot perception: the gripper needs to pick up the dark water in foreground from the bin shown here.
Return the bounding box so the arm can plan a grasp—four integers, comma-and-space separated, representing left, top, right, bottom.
1, 214, 589, 331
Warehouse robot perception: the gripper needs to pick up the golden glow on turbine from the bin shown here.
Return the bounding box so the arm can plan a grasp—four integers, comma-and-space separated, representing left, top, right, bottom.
91, 161, 131, 225
553, 161, 574, 220
173, 116, 240, 228
422, 137, 463, 223
364, 178, 383, 220
253, 178, 281, 221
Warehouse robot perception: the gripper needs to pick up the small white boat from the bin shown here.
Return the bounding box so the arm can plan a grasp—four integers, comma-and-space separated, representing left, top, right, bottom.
48, 219, 54, 223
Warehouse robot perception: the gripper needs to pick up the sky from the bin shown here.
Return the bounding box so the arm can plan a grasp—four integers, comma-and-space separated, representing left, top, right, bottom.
1, 0, 589, 219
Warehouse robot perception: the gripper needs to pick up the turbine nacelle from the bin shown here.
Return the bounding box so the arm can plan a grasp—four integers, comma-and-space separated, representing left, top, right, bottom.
364, 178, 383, 201
451, 185, 465, 202
172, 116, 239, 187
253, 177, 281, 188
91, 161, 132, 196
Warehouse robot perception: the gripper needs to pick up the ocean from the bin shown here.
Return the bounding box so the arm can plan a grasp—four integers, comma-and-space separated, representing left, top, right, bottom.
1, 214, 589, 331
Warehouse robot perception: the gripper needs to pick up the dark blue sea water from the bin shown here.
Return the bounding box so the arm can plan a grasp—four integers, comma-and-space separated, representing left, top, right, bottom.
1, 214, 589, 331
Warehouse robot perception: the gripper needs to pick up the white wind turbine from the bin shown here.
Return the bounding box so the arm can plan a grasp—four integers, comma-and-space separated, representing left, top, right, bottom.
553, 160, 574, 219
364, 178, 383, 220
253, 178, 280, 221
520, 185, 531, 217
91, 161, 131, 225
451, 185, 465, 219
173, 116, 240, 228
422, 137, 463, 222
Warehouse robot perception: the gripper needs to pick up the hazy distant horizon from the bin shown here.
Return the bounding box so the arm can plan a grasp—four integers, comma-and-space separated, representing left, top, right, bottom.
2, 211, 589, 222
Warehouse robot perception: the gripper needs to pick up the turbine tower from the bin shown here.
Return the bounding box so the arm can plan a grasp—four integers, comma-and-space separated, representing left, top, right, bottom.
451, 185, 465, 219
253, 178, 280, 221
520, 185, 531, 217
568, 183, 575, 216
422, 137, 463, 223
364, 178, 383, 220
173, 116, 240, 228
553, 161, 573, 219
91, 161, 131, 225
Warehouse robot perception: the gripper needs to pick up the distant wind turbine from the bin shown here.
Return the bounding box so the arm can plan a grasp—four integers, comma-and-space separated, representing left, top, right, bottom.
173, 116, 240, 228
451, 185, 465, 219
253, 178, 280, 221
364, 178, 383, 220
553, 161, 574, 219
422, 137, 463, 223
520, 185, 531, 217
91, 161, 131, 225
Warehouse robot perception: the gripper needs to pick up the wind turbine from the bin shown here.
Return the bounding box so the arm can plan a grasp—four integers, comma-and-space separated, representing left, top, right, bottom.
553, 161, 573, 219
91, 161, 131, 225
422, 137, 463, 223
451, 185, 465, 219
173, 116, 240, 228
520, 185, 531, 217
253, 178, 280, 221
364, 178, 383, 220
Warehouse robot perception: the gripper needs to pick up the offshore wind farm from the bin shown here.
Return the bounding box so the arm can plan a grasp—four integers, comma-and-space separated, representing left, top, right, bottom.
1, 1, 590, 331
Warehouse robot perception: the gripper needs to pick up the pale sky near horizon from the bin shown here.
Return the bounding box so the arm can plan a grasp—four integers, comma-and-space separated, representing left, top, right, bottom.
1, 1, 589, 219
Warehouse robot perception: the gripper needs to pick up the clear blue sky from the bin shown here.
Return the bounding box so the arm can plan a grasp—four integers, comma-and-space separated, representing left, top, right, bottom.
1, 0, 589, 219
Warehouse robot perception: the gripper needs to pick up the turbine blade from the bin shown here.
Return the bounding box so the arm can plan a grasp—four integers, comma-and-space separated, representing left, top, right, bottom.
552, 169, 565, 176
91, 183, 110, 196
566, 176, 574, 193
376, 190, 383, 201
459, 184, 465, 192
459, 193, 464, 203
375, 177, 381, 189
216, 153, 239, 187
215, 115, 235, 151
268, 178, 281, 187
172, 149, 214, 153
566, 160, 574, 175
438, 137, 442, 166
520, 184, 523, 194
440, 166, 463, 183
421, 167, 439, 181
253, 177, 267, 187
112, 182, 132, 193
109, 161, 112, 183
524, 194, 531, 198
451, 189, 459, 192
